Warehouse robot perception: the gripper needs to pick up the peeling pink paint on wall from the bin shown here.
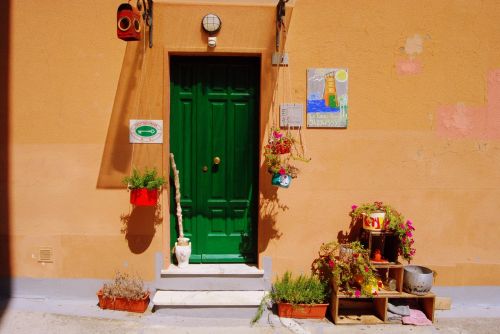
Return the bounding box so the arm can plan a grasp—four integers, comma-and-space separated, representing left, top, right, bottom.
397, 58, 422, 75
437, 70, 500, 139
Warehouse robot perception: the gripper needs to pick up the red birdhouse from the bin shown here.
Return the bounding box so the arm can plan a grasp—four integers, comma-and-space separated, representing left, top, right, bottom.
117, 3, 142, 41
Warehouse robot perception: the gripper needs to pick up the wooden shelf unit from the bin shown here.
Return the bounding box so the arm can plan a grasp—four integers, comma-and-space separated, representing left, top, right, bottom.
331, 291, 435, 325
330, 263, 435, 325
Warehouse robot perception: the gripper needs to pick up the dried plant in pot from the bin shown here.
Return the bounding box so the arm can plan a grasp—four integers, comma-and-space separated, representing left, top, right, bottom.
97, 271, 150, 313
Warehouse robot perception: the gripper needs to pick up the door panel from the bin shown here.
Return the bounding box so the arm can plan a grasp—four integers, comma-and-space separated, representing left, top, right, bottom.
170, 57, 259, 263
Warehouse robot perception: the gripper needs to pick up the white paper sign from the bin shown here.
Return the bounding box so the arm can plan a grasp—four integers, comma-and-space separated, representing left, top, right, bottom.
280, 104, 304, 127
129, 120, 163, 143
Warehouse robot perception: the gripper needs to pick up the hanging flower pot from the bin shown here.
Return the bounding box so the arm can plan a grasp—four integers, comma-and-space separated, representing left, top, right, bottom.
123, 167, 166, 206
130, 188, 158, 206
271, 173, 292, 188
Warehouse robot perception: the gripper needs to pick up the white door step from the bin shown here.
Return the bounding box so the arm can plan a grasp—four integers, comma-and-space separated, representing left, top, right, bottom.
152, 290, 267, 307
161, 264, 264, 277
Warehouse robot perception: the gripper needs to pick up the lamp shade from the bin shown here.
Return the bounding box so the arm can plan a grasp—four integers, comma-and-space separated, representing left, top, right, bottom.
201, 14, 221, 33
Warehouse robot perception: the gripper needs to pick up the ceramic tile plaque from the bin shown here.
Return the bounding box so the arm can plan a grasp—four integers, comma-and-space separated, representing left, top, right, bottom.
307, 68, 348, 128
129, 120, 163, 143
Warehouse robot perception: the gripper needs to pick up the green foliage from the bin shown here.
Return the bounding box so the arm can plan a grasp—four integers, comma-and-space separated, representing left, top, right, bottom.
270, 271, 327, 304
311, 241, 378, 297
251, 271, 327, 325
122, 167, 166, 190
350, 202, 416, 262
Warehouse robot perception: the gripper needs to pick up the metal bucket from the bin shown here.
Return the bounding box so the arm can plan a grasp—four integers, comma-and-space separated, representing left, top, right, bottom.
403, 265, 434, 295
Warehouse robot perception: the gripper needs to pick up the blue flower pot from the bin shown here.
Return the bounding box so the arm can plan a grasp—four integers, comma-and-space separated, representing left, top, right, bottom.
271, 173, 292, 188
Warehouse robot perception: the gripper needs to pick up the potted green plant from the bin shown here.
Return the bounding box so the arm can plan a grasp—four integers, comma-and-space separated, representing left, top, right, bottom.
97, 271, 150, 313
253, 271, 328, 323
312, 241, 380, 297
350, 202, 416, 262
122, 167, 166, 206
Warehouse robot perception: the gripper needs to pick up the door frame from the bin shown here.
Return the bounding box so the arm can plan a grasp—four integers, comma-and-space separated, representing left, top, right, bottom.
167, 54, 261, 264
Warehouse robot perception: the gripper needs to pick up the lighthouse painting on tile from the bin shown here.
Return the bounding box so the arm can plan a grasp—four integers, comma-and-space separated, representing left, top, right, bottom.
307, 68, 348, 128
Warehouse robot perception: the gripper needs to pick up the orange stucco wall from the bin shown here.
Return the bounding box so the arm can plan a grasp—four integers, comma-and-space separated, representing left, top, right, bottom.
6, 0, 500, 285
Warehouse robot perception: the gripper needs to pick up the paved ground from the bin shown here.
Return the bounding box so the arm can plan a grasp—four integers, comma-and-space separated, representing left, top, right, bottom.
1, 293, 500, 334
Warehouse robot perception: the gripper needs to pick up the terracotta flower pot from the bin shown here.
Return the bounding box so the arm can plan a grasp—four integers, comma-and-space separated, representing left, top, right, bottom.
130, 188, 158, 206
277, 302, 329, 319
97, 290, 150, 313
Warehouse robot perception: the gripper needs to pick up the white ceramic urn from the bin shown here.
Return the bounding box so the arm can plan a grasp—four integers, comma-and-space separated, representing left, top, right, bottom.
175, 238, 191, 268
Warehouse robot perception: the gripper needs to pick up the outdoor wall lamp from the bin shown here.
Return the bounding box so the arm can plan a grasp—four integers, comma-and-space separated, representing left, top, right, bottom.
201, 13, 221, 48
116, 0, 153, 48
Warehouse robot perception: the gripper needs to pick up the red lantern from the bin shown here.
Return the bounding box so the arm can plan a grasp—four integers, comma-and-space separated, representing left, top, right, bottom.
117, 3, 142, 41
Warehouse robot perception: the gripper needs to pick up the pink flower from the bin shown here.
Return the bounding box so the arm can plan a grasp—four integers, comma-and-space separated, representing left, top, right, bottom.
351, 205, 358, 211
279, 167, 286, 175
273, 131, 283, 139
328, 260, 334, 268
364, 266, 369, 273
406, 231, 413, 237
355, 290, 361, 298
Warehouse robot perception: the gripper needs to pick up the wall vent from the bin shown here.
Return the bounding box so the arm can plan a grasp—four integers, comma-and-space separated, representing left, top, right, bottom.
38, 247, 54, 263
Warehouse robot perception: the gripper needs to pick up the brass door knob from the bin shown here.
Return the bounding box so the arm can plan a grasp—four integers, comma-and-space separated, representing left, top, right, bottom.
213, 157, 221, 165
202, 166, 208, 172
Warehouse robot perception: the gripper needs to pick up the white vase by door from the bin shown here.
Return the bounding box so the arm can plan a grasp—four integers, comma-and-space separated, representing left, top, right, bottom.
175, 241, 191, 268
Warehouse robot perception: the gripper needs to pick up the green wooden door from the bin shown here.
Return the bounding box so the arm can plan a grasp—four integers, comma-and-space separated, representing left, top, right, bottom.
169, 57, 259, 263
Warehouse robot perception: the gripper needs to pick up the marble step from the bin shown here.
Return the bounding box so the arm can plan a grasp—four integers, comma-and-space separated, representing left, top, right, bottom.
152, 290, 268, 317
156, 264, 268, 290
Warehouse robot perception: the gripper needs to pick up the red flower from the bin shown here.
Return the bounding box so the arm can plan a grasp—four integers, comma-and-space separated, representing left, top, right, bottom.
279, 167, 286, 175
355, 290, 361, 298
328, 260, 334, 268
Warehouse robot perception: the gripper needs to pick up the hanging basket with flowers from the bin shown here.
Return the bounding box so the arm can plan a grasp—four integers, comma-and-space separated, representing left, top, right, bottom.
264, 128, 308, 188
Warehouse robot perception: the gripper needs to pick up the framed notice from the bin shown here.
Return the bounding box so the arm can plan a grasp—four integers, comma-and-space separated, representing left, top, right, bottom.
129, 120, 163, 143
280, 104, 304, 127
307, 68, 348, 128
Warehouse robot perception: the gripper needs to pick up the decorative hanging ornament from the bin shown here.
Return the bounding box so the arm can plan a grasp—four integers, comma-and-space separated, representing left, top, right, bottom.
117, 3, 142, 41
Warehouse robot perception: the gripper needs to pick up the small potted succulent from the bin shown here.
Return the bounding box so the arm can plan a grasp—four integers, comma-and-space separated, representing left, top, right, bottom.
311, 241, 380, 297
122, 167, 166, 206
97, 271, 150, 313
253, 271, 328, 323
350, 202, 416, 263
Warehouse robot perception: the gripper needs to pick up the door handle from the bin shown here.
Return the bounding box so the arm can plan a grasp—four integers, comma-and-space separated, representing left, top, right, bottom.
202, 166, 208, 172
213, 156, 221, 165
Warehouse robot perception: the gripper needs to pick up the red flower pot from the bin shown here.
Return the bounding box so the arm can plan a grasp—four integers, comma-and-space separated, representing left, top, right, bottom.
130, 188, 158, 206
277, 302, 329, 319
97, 290, 150, 313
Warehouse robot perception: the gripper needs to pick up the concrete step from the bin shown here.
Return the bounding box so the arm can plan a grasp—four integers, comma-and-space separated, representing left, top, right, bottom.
155, 264, 268, 291
152, 290, 268, 317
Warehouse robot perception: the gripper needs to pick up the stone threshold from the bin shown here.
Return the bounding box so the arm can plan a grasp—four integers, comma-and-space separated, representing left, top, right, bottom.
152, 290, 268, 306
161, 263, 264, 276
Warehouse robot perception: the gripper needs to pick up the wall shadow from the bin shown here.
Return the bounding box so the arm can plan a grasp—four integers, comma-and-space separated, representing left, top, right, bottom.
258, 163, 287, 254
337, 216, 363, 244
257, 7, 293, 255
97, 42, 145, 189
0, 0, 11, 319
120, 204, 163, 254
